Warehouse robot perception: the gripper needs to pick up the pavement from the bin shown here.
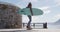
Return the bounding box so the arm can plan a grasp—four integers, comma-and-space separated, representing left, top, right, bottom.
0, 29, 60, 32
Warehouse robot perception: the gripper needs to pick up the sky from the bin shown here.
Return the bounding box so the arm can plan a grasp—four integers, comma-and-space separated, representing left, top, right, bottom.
0, 0, 60, 23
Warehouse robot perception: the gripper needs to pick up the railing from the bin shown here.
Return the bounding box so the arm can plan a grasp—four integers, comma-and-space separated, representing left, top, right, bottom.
22, 23, 47, 29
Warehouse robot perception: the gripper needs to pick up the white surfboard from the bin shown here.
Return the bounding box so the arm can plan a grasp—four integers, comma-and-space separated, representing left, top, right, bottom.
18, 8, 43, 16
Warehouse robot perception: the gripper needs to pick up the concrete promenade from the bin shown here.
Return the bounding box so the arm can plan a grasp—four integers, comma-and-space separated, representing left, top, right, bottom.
0, 29, 60, 32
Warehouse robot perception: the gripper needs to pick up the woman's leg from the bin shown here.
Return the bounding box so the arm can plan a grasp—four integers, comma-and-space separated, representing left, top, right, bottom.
27, 15, 31, 30
27, 15, 31, 26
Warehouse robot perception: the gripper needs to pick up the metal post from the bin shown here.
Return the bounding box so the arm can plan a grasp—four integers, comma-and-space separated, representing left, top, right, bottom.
43, 22, 47, 29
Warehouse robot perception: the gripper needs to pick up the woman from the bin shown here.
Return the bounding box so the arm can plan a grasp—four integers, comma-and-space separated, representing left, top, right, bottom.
26, 2, 33, 30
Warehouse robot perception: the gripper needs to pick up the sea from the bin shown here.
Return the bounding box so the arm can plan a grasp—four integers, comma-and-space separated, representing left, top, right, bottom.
47, 24, 60, 29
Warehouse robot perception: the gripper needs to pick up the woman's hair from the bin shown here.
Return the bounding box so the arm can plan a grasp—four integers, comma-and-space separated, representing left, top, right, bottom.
26, 2, 32, 8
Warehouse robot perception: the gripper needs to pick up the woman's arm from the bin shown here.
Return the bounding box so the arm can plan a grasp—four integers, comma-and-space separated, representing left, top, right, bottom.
26, 2, 33, 15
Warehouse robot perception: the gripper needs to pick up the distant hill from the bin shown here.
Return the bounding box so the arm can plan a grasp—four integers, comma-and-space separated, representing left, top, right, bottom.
53, 19, 60, 25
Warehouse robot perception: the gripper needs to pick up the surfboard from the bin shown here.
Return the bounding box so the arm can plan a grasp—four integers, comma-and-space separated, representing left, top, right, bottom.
17, 8, 43, 16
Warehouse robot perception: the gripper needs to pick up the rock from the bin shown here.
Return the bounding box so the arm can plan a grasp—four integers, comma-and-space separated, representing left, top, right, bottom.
0, 2, 22, 29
